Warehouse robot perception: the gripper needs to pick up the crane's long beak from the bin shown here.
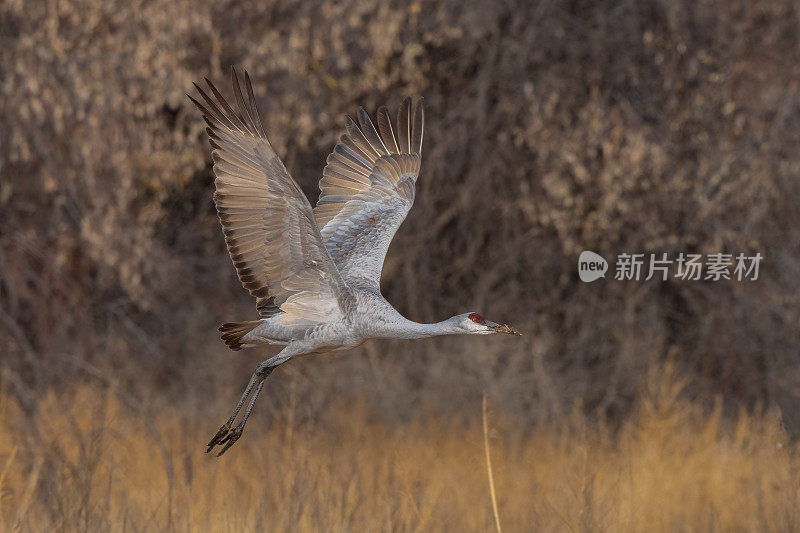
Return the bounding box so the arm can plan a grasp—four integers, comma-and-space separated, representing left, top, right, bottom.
487, 320, 522, 336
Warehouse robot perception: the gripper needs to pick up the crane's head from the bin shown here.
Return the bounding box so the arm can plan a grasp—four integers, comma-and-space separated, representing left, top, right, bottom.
456, 312, 521, 336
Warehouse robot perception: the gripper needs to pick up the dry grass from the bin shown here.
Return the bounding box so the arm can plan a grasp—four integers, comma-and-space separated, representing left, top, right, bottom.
1, 367, 797, 532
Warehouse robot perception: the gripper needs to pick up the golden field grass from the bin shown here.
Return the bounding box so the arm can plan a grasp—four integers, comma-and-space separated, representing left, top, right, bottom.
1, 368, 798, 532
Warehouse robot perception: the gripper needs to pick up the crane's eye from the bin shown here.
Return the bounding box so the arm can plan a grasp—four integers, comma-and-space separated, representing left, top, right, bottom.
469, 313, 485, 324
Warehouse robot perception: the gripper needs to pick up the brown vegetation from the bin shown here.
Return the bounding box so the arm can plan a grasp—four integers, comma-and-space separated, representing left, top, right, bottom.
1, 0, 799, 529
1, 368, 799, 531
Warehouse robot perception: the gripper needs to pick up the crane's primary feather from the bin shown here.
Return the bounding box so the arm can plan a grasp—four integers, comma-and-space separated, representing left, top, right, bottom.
314, 97, 424, 291
189, 68, 353, 324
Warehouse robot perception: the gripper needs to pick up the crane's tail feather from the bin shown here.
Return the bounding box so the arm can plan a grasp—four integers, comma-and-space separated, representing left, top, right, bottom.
219, 321, 262, 350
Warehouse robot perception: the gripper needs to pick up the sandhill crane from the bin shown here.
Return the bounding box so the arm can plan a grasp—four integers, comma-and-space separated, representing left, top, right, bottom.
190, 69, 521, 456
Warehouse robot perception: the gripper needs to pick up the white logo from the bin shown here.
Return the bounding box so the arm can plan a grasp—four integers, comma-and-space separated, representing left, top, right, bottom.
578, 251, 608, 282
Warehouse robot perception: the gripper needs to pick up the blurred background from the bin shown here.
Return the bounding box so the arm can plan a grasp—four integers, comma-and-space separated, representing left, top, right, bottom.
2, 0, 800, 529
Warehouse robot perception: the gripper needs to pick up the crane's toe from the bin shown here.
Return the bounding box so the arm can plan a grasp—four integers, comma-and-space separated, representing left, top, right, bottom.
206, 423, 231, 453
215, 425, 243, 456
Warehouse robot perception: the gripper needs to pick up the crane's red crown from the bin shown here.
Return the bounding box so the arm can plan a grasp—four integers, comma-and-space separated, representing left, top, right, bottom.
469, 313, 485, 324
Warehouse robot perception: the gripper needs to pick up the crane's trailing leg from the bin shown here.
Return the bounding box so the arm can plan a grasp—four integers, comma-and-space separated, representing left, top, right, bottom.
213, 380, 266, 456
205, 364, 273, 454
206, 350, 293, 456
206, 370, 261, 447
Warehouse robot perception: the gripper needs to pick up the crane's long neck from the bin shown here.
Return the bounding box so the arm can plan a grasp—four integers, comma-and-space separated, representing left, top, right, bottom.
390, 317, 461, 339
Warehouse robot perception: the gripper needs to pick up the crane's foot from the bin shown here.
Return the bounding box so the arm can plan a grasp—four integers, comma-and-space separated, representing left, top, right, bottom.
206, 423, 231, 453
206, 422, 244, 456
206, 369, 272, 456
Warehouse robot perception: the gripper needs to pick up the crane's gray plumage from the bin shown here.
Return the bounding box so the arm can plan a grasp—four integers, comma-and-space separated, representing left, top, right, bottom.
315, 99, 422, 291
190, 73, 351, 326
190, 68, 520, 455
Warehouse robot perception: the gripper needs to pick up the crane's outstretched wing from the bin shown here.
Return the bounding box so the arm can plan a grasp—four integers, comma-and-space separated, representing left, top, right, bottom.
314, 98, 423, 291
190, 69, 352, 323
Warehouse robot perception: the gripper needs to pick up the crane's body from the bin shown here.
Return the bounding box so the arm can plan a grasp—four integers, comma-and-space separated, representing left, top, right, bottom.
190, 69, 520, 455
237, 290, 501, 349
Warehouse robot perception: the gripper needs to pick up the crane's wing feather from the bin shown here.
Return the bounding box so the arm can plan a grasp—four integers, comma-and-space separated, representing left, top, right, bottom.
314, 98, 424, 290
190, 69, 352, 323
